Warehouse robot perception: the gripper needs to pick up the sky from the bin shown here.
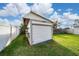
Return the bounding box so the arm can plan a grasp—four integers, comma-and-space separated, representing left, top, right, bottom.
0, 3, 79, 28
53, 3, 79, 15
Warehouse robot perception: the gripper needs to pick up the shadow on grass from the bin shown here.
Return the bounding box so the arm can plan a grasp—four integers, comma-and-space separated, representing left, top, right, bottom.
30, 40, 77, 56
0, 34, 77, 56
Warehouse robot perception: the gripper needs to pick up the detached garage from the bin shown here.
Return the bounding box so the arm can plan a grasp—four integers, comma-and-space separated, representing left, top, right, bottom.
23, 11, 53, 45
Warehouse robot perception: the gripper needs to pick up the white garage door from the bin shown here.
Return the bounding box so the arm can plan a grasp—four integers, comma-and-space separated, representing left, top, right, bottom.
32, 25, 52, 45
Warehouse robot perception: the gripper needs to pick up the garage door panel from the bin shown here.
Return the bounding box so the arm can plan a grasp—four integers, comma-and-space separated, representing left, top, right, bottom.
32, 25, 52, 44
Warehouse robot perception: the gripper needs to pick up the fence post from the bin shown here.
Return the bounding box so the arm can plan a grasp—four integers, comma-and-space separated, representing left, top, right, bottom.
10, 24, 12, 39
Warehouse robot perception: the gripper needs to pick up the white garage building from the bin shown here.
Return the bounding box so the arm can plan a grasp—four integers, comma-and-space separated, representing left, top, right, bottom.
23, 11, 53, 45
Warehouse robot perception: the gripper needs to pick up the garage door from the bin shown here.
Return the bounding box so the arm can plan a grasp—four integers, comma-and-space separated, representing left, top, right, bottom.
32, 24, 52, 44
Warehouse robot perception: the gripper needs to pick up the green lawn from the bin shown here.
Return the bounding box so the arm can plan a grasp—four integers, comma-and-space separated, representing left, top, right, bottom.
0, 34, 79, 56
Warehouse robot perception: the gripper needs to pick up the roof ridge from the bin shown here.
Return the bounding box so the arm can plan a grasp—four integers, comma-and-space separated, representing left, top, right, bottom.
30, 11, 54, 23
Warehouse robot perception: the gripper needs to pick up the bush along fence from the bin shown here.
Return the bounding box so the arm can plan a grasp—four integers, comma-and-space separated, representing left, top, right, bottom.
0, 24, 20, 51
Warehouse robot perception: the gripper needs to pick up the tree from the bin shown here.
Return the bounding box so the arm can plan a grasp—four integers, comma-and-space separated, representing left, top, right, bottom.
20, 24, 26, 34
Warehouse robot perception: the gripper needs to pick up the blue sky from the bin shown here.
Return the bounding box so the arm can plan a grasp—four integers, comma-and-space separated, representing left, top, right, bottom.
0, 3, 7, 9
53, 3, 79, 15
0, 3, 79, 20
0, 3, 79, 27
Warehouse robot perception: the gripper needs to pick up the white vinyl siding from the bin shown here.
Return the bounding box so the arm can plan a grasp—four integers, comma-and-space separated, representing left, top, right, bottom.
73, 28, 79, 34
0, 25, 19, 51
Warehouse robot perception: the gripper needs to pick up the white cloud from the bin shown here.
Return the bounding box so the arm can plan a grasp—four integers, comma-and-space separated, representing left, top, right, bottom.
0, 18, 21, 26
11, 19, 22, 26
5, 3, 19, 16
0, 3, 19, 17
32, 3, 54, 16
0, 18, 10, 25
63, 12, 79, 20
0, 9, 9, 17
50, 11, 58, 19
0, 3, 53, 17
50, 11, 77, 28
0, 3, 30, 17
49, 11, 62, 23
14, 3, 30, 16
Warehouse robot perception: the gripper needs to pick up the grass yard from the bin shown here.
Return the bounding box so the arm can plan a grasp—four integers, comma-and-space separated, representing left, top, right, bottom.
0, 34, 79, 56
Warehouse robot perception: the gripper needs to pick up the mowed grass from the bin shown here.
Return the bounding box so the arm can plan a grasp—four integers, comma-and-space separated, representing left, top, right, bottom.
0, 34, 79, 56
53, 34, 79, 55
